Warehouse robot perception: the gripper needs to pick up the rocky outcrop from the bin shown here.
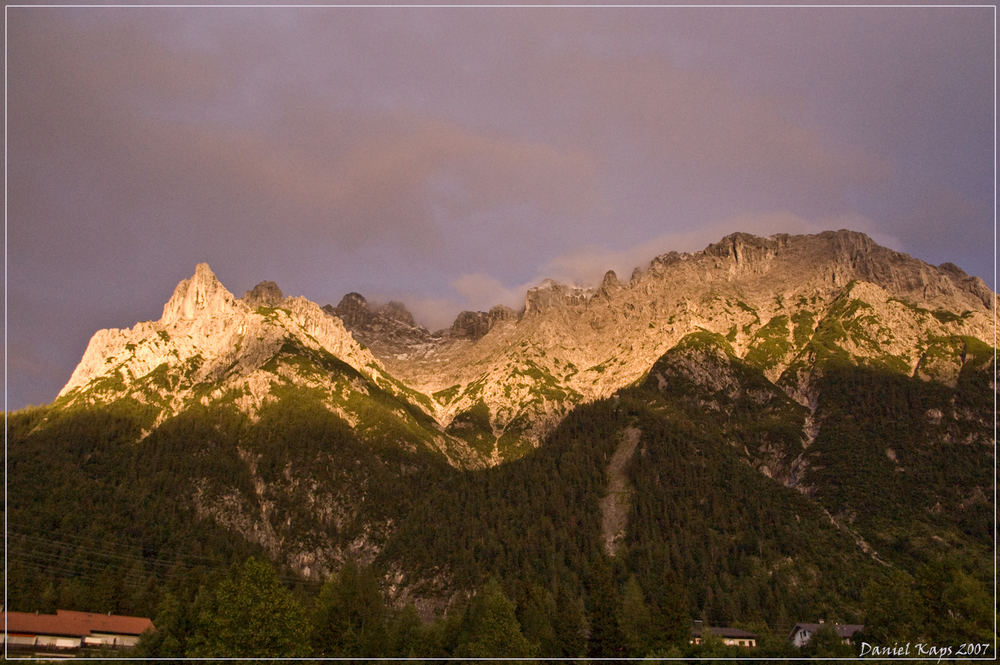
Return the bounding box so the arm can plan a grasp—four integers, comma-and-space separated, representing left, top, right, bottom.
342, 230, 993, 462
704, 231, 786, 266
243, 280, 284, 307
327, 293, 418, 328
160, 263, 238, 324
597, 270, 622, 298
327, 293, 373, 328
381, 301, 416, 327
524, 279, 595, 314
450, 311, 492, 340
323, 293, 441, 368
61, 265, 376, 416
449, 306, 518, 340
57, 231, 997, 469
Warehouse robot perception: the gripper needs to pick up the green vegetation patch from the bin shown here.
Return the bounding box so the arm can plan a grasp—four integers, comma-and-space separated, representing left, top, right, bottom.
670, 330, 736, 357
446, 401, 495, 457
931, 309, 964, 324
89, 369, 128, 394
791, 309, 816, 347
743, 315, 792, 371
513, 359, 581, 404
805, 295, 908, 373
433, 384, 462, 404
143, 362, 175, 392
730, 298, 761, 325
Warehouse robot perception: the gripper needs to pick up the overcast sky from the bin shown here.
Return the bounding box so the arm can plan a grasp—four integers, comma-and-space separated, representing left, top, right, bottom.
5, 3, 995, 410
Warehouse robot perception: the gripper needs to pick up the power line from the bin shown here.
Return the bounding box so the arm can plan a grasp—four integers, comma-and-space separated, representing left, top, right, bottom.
9, 527, 229, 565
11, 532, 220, 571
8, 529, 324, 587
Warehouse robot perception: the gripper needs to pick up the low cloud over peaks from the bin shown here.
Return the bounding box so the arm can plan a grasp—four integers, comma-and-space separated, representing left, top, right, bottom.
6, 7, 993, 408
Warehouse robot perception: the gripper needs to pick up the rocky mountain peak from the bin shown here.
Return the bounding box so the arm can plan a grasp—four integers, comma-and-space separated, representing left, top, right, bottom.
381, 301, 416, 327
524, 279, 595, 314
160, 263, 237, 324
328, 293, 372, 328
449, 306, 518, 340
450, 311, 492, 340
53, 230, 995, 474
824, 228, 876, 255
243, 280, 284, 307
703, 231, 787, 267
598, 270, 621, 297
937, 263, 993, 310
326, 293, 418, 329
488, 305, 518, 321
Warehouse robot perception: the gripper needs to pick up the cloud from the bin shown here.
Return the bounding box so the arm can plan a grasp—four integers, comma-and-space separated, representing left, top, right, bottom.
6, 7, 992, 410
533, 212, 813, 288
461, 211, 904, 303
470, 47, 894, 213
401, 296, 468, 333
8, 10, 604, 277
400, 213, 885, 328
887, 186, 993, 279
451, 273, 524, 309
147, 113, 601, 248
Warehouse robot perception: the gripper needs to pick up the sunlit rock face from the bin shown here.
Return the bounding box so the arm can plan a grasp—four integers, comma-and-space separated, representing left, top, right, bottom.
59, 230, 995, 467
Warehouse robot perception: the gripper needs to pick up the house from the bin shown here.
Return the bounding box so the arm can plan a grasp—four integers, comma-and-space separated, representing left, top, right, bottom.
789, 621, 865, 648
689, 621, 758, 648
4, 609, 154, 655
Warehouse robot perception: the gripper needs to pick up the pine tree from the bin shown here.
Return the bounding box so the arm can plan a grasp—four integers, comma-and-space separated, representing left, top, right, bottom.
801, 623, 855, 658
519, 584, 558, 656
310, 560, 389, 657
619, 575, 652, 656
386, 603, 424, 657
552, 578, 587, 657
454, 578, 534, 657
188, 557, 306, 657
135, 591, 186, 658
645, 568, 691, 650
586, 556, 624, 657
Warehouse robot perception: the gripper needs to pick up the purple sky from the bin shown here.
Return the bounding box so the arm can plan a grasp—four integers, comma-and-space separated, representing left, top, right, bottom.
5, 4, 995, 410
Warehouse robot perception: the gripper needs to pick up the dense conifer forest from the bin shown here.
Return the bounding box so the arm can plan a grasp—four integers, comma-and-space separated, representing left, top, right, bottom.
7, 336, 993, 657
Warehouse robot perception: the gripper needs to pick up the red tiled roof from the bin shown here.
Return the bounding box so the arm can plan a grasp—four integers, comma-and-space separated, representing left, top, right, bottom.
5, 610, 154, 638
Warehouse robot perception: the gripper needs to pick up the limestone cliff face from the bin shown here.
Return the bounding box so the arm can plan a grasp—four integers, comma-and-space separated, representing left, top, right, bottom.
61, 264, 379, 403
330, 230, 994, 462
57, 231, 995, 468
243, 280, 283, 307
160, 262, 240, 324
58, 264, 491, 467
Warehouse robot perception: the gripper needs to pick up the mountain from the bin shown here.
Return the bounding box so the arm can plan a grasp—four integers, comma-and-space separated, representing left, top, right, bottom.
329, 230, 993, 464
8, 229, 995, 653
54, 229, 994, 468
54, 262, 482, 468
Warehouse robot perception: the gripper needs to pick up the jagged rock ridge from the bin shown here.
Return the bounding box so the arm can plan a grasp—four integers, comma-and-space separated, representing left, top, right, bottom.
329, 229, 993, 462
58, 231, 995, 468
57, 264, 482, 467
26, 229, 997, 589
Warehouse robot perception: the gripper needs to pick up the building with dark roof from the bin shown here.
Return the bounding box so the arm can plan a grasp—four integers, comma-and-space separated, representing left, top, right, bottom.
689, 621, 758, 648
789, 621, 865, 648
4, 609, 154, 656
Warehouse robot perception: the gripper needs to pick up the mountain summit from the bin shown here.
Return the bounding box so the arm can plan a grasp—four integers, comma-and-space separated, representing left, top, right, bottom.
56, 230, 993, 467
12, 229, 995, 641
